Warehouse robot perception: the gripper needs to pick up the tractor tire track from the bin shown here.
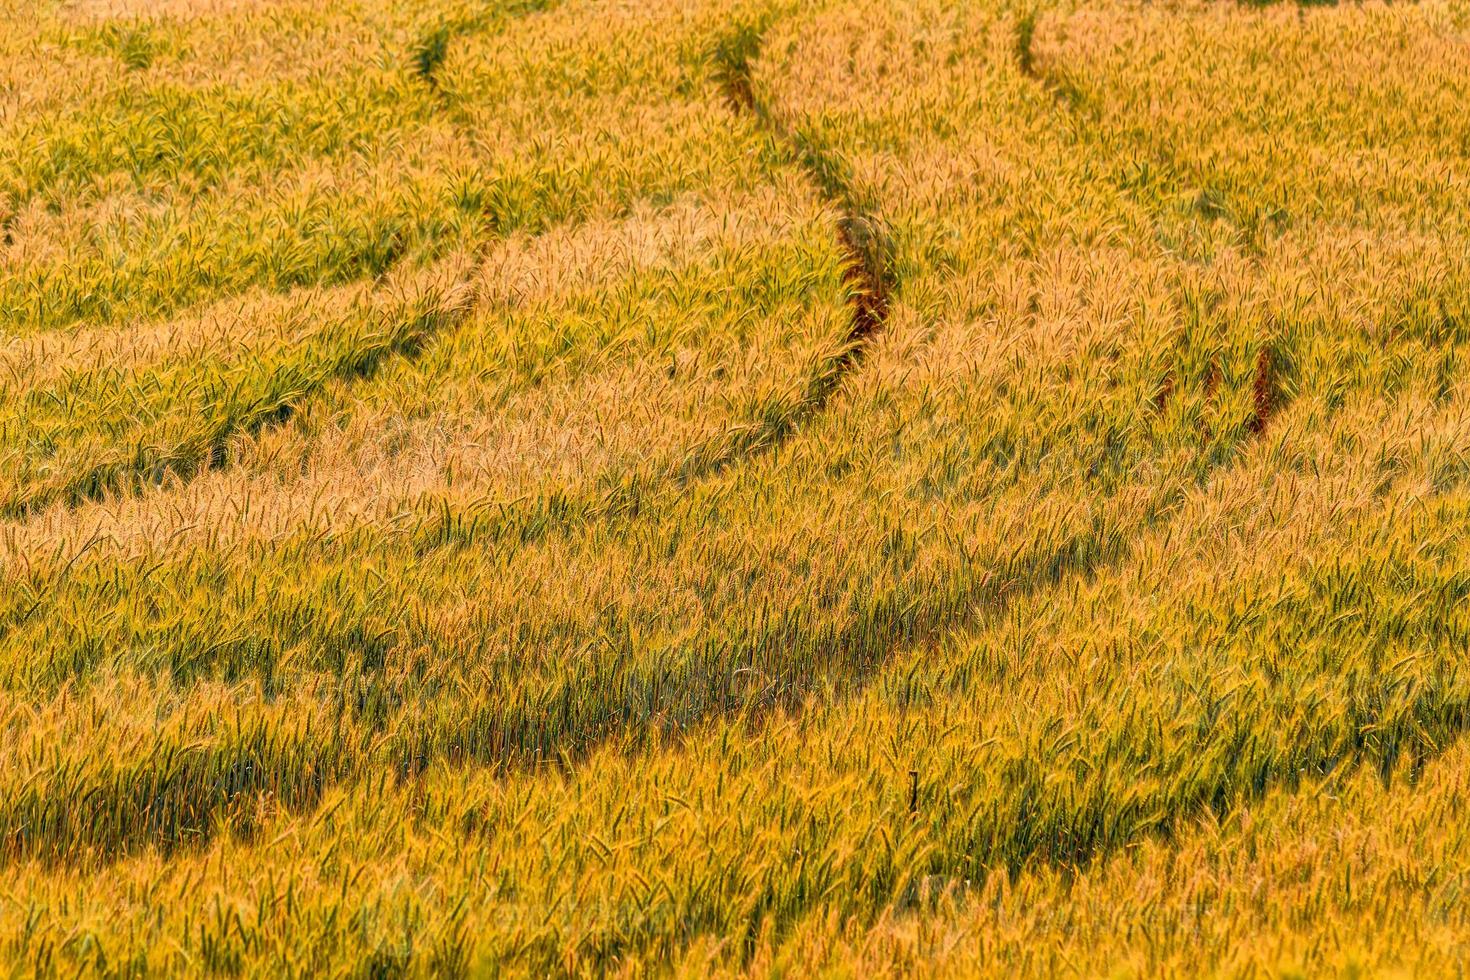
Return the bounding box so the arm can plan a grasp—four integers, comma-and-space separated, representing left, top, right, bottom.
717, 28, 894, 409
890, 6, 1470, 887
413, 29, 903, 547
0, 6, 571, 523
1015, 10, 1286, 436
0, 281, 477, 522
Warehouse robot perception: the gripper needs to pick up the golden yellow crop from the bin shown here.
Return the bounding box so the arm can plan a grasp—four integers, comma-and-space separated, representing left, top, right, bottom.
3, 0, 1470, 974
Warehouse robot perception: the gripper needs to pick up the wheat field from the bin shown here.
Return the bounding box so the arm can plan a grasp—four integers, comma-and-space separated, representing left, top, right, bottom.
3, 0, 1470, 974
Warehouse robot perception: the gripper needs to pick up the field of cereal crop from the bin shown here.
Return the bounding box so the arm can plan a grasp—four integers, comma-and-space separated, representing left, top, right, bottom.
5, 0, 1470, 973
